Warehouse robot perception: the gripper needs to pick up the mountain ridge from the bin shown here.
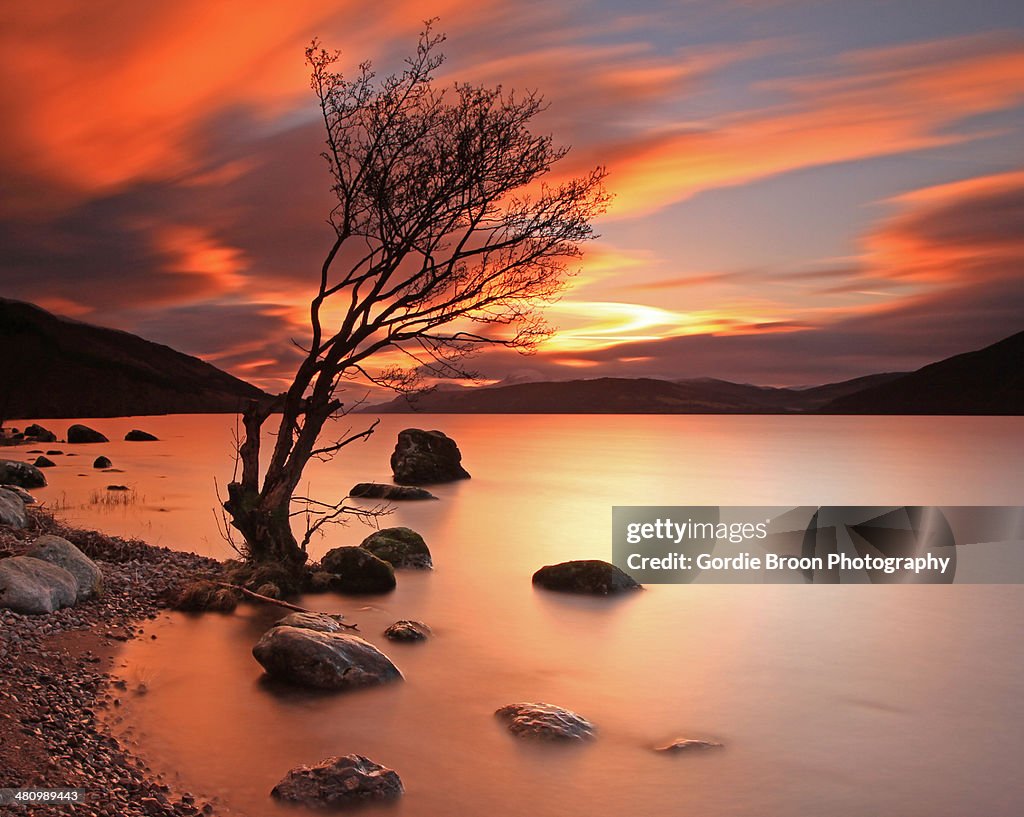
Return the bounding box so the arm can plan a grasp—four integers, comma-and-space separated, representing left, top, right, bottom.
0, 298, 269, 419
820, 330, 1024, 414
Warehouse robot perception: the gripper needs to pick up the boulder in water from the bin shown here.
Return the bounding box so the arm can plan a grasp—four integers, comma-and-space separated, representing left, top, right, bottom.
24, 424, 57, 443
495, 702, 595, 741
125, 429, 159, 441
360, 527, 432, 569
272, 612, 346, 633
391, 428, 470, 485
271, 754, 403, 807
320, 547, 396, 594
349, 483, 436, 501
532, 560, 641, 595
383, 620, 431, 642
252, 626, 402, 690
67, 424, 108, 443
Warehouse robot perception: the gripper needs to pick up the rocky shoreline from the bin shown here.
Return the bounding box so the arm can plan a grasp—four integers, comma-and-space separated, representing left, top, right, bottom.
0, 510, 225, 816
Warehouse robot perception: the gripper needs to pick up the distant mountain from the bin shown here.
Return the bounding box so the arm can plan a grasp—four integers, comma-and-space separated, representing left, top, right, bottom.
821, 331, 1024, 414
0, 298, 269, 419
366, 372, 904, 414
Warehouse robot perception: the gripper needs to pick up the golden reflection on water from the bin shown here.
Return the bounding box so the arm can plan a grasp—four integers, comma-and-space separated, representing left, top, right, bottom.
22, 414, 1024, 815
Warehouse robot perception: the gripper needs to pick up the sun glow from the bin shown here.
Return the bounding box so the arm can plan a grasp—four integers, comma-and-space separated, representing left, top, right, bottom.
541, 300, 750, 353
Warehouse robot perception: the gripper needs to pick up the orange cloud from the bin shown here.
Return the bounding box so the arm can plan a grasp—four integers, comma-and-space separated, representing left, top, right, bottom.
0, 1, 486, 203
861, 169, 1024, 287
156, 225, 248, 295
591, 37, 1024, 218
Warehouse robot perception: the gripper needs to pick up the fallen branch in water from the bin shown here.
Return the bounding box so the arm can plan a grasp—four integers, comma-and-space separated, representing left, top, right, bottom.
213, 582, 359, 630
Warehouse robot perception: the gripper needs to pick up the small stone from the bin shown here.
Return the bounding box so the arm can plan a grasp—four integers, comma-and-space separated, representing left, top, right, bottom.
93, 456, 112, 469
125, 430, 159, 442
495, 702, 595, 741
272, 754, 403, 807
383, 620, 430, 642
655, 738, 724, 753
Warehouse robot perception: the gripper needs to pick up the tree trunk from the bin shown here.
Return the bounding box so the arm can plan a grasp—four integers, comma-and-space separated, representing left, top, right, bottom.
224, 481, 307, 567
222, 393, 333, 568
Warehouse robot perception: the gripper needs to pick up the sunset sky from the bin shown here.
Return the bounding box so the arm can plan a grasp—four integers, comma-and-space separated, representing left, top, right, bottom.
2, 0, 1023, 393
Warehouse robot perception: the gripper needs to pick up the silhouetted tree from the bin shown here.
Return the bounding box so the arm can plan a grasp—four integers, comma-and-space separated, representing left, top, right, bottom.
224, 23, 608, 568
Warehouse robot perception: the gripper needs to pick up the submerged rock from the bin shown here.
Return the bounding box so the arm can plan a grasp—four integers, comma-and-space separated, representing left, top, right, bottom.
0, 556, 78, 614
33, 456, 56, 468
349, 482, 436, 501
252, 626, 402, 690
93, 455, 112, 469
391, 428, 470, 485
24, 423, 57, 443
271, 754, 403, 807
28, 534, 103, 601
272, 611, 346, 633
384, 620, 431, 642
655, 738, 724, 753
125, 429, 159, 441
320, 547, 396, 594
360, 527, 432, 569
68, 424, 108, 443
0, 487, 28, 529
532, 560, 641, 595
495, 702, 595, 741
0, 459, 47, 489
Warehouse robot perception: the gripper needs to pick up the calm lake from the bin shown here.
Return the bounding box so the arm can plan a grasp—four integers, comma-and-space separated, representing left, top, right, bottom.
26, 413, 1024, 816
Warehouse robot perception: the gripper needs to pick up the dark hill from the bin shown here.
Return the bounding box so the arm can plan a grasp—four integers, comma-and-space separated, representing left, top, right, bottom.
367, 372, 903, 414
0, 298, 269, 418
821, 331, 1024, 414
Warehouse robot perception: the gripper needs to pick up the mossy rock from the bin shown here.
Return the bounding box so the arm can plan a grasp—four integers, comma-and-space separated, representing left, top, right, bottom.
320, 547, 396, 594
359, 527, 432, 569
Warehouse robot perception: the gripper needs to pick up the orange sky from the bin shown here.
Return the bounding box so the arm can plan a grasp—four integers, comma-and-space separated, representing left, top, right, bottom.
2, 1, 1023, 391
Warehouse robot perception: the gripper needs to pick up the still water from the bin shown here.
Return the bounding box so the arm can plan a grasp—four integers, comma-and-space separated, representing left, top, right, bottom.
27, 414, 1024, 816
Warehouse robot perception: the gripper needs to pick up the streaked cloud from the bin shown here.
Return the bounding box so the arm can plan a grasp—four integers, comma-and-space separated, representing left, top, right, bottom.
0, 2, 1021, 388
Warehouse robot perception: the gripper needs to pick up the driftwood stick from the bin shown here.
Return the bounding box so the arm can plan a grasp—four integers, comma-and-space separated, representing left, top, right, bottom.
214, 582, 359, 630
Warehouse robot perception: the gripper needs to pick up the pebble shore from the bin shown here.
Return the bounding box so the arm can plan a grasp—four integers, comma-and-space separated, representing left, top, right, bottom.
0, 512, 225, 816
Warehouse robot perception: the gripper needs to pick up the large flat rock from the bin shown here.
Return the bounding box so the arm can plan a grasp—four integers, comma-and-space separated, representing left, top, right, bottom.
252, 626, 402, 690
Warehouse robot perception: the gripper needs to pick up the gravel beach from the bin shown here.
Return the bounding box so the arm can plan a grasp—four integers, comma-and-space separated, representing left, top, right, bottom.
0, 511, 226, 816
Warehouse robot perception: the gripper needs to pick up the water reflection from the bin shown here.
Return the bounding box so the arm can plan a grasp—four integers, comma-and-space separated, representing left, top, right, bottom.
24, 413, 1022, 816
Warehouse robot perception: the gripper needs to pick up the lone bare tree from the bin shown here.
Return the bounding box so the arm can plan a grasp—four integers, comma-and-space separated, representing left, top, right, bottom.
224, 24, 608, 569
